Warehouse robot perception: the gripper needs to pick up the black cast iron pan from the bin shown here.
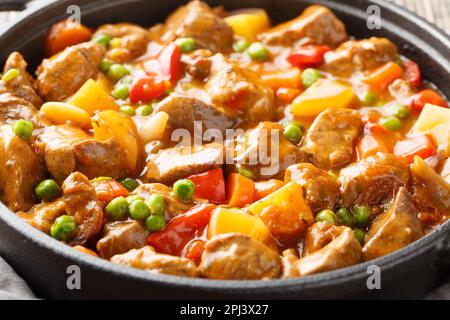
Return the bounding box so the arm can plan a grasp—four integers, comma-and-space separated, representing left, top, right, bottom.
0, 0, 449, 299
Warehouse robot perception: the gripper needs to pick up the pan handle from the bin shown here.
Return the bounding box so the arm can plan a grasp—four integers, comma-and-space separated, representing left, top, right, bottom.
0, 0, 30, 12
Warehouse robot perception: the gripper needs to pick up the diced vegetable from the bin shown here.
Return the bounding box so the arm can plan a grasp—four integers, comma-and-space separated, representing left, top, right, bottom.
173, 179, 196, 201
119, 105, 135, 116
207, 207, 271, 244
148, 204, 215, 256
301, 68, 323, 88
40, 102, 91, 128
136, 111, 169, 143
225, 9, 270, 42
353, 228, 366, 244
116, 177, 139, 192
247, 42, 270, 61
336, 208, 354, 227
146, 193, 165, 216
226, 173, 255, 207
410, 89, 448, 112
96, 72, 114, 92
67, 79, 119, 115
287, 45, 332, 68
175, 37, 196, 53
254, 179, 286, 200
291, 79, 355, 117
45, 19, 92, 56
143, 43, 182, 82
35, 179, 62, 202
380, 116, 401, 131
105, 196, 129, 221
359, 90, 378, 105
261, 68, 301, 90
107, 64, 130, 81
92, 110, 140, 173
112, 85, 130, 100
404, 59, 421, 87
145, 214, 166, 232
276, 88, 301, 104
187, 168, 226, 204
129, 200, 150, 220
184, 239, 205, 264
136, 104, 153, 116
362, 62, 404, 90
315, 209, 337, 225
12, 119, 33, 140
387, 103, 410, 119
412, 103, 450, 156
126, 195, 144, 205
233, 39, 250, 52
93, 179, 129, 203
353, 205, 371, 227
357, 134, 389, 159
283, 123, 303, 144
91, 34, 111, 47
50, 215, 77, 241
129, 76, 169, 104
394, 133, 436, 163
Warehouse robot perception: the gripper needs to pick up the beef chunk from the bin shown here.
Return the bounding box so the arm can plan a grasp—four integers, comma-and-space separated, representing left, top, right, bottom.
258, 5, 348, 47
322, 38, 398, 77
62, 172, 103, 245
0, 52, 42, 107
131, 183, 195, 219
111, 246, 198, 277
285, 163, 340, 213
362, 187, 424, 260
204, 54, 274, 126
18, 199, 66, 234
182, 49, 213, 80
155, 94, 238, 134
339, 153, 410, 207
301, 108, 362, 170
0, 92, 50, 129
36, 124, 127, 183
281, 249, 301, 278
94, 23, 149, 62
36, 42, 104, 101
199, 233, 281, 280
97, 220, 149, 259
302, 222, 347, 256
161, 0, 233, 52
0, 125, 45, 211
232, 122, 305, 180
143, 142, 224, 184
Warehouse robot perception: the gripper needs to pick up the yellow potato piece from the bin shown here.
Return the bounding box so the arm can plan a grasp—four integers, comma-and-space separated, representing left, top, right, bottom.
225, 9, 270, 42
96, 73, 114, 93
411, 103, 450, 157
291, 79, 355, 117
40, 102, 91, 128
92, 110, 140, 173
208, 208, 271, 244
67, 79, 119, 115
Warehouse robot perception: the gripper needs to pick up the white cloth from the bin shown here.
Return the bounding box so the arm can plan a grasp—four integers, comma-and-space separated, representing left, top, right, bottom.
0, 256, 36, 300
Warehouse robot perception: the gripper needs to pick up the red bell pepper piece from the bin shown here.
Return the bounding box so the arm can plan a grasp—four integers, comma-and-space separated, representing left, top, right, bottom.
92, 179, 129, 203
129, 75, 169, 104
187, 168, 226, 204
143, 42, 182, 82
287, 45, 332, 68
404, 59, 422, 87
410, 89, 448, 112
184, 239, 205, 264
394, 133, 436, 163
147, 204, 215, 256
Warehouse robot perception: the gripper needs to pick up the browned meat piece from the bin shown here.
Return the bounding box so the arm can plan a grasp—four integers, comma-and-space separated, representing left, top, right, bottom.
302, 222, 346, 256
111, 246, 198, 277
301, 108, 362, 170
232, 122, 305, 180
0, 125, 45, 212
62, 172, 103, 245
440, 157, 450, 185
94, 23, 150, 63
18, 199, 66, 234
0, 92, 50, 129
0, 52, 43, 107
322, 38, 398, 77
161, 0, 233, 52
36, 124, 127, 183
97, 220, 149, 259
131, 183, 196, 219
285, 163, 340, 213
362, 187, 424, 260
339, 153, 410, 207
36, 42, 105, 102
258, 5, 348, 47
182, 49, 213, 80
281, 249, 301, 278
204, 54, 274, 126
155, 94, 239, 134
143, 142, 224, 184
296, 227, 361, 276
199, 233, 281, 280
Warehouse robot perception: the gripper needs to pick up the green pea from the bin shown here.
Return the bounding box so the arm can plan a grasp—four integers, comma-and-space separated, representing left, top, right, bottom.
126, 195, 144, 205
315, 209, 338, 225
2, 68, 19, 82
118, 75, 133, 85
146, 193, 165, 216
107, 64, 130, 81
129, 200, 150, 221
105, 196, 129, 221
283, 123, 303, 144
173, 179, 196, 201
110, 37, 122, 48
91, 34, 111, 47
353, 228, 366, 245
35, 179, 62, 202
99, 59, 113, 72
13, 119, 33, 140
353, 205, 371, 227
120, 105, 135, 116
387, 103, 410, 119
238, 167, 254, 180
136, 104, 153, 116
233, 39, 250, 52
301, 68, 324, 88
247, 42, 270, 61
360, 90, 378, 105
380, 116, 401, 131
112, 85, 129, 100
175, 37, 196, 53
50, 215, 77, 241
145, 214, 166, 232
336, 208, 354, 227
117, 177, 139, 192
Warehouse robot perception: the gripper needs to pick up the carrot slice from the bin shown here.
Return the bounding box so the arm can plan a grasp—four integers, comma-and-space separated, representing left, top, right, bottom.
362, 62, 404, 90
226, 173, 255, 207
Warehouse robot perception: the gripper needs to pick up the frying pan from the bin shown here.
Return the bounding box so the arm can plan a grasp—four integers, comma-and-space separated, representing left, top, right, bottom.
0, 0, 449, 299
